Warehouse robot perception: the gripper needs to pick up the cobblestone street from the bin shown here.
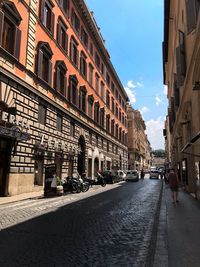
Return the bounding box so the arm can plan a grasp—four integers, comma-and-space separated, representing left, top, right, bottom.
0, 180, 162, 267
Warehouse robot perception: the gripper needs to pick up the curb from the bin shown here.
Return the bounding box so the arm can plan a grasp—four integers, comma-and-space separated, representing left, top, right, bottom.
153, 182, 168, 267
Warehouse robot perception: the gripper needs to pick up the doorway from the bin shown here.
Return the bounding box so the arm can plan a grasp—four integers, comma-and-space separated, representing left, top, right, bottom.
0, 138, 12, 196
94, 157, 99, 177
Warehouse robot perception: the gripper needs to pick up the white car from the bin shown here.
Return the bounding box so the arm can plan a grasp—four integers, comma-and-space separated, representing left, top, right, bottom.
116, 170, 127, 181
126, 170, 139, 182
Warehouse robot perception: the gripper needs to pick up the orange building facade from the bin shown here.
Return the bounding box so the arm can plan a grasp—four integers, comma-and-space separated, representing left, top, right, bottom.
0, 0, 129, 196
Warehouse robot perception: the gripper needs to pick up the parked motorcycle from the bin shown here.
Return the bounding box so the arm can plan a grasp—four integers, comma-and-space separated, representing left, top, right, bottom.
62, 177, 81, 193
85, 173, 106, 187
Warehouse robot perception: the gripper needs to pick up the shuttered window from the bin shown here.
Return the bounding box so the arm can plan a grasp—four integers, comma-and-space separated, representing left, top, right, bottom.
70, 37, 79, 66
54, 61, 67, 96
186, 0, 200, 33
0, 2, 21, 59
79, 86, 87, 113
106, 90, 110, 108
80, 52, 87, 78
100, 108, 105, 128
69, 75, 78, 106
176, 31, 186, 86
95, 52, 100, 69
36, 42, 53, 85
89, 63, 94, 85
57, 18, 68, 53
81, 27, 88, 48
94, 102, 100, 124
59, 0, 69, 16
71, 9, 80, 34
40, 0, 55, 35
88, 95, 94, 118
111, 119, 115, 136
106, 114, 110, 132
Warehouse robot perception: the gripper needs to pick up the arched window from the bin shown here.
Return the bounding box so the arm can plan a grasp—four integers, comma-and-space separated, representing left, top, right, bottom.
0, 1, 22, 59
36, 42, 53, 85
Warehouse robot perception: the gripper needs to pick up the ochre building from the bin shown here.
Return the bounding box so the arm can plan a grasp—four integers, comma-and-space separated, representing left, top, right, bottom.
163, 0, 200, 194
0, 0, 129, 196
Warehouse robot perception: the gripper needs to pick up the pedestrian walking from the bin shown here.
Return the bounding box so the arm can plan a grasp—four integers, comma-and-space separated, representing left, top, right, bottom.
168, 168, 179, 203
140, 169, 145, 179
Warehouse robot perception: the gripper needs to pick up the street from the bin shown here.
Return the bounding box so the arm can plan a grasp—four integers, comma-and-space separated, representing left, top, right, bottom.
0, 179, 162, 267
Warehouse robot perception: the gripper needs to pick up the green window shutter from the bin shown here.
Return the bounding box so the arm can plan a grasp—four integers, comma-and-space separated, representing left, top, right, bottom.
37, 49, 43, 79
186, 0, 197, 33
48, 60, 52, 86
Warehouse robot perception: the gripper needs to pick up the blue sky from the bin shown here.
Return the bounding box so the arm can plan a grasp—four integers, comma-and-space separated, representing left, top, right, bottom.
85, 0, 168, 150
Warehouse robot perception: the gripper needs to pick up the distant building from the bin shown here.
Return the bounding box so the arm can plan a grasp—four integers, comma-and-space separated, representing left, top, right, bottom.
127, 104, 151, 170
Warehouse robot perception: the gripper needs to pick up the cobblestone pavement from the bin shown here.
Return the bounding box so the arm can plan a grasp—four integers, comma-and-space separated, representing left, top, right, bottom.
0, 180, 162, 267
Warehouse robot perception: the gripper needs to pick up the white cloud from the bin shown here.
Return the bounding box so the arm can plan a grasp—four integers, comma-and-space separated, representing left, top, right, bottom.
155, 95, 163, 106
139, 106, 149, 114
137, 82, 143, 87
127, 80, 136, 88
145, 117, 165, 149
124, 86, 136, 103
163, 85, 168, 95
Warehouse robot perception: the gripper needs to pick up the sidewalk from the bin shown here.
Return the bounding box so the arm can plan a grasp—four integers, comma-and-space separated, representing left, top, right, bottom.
154, 182, 200, 267
0, 189, 44, 205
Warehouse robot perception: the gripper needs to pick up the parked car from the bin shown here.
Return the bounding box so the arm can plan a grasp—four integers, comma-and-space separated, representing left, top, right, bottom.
149, 170, 159, 179
126, 170, 139, 182
116, 170, 127, 181
102, 170, 121, 184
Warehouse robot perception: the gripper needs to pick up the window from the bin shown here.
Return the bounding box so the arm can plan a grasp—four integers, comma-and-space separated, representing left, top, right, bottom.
119, 108, 122, 121
101, 63, 104, 76
115, 124, 119, 139
111, 82, 115, 93
70, 121, 75, 137
38, 103, 46, 125
80, 51, 87, 78
119, 127, 122, 142
89, 63, 94, 86
95, 52, 100, 68
122, 131, 125, 144
106, 90, 110, 108
69, 75, 78, 106
57, 17, 68, 52
119, 95, 122, 105
186, 0, 200, 33
54, 61, 67, 96
36, 42, 53, 85
40, 0, 55, 35
101, 82, 105, 100
106, 73, 110, 87
89, 43, 93, 57
57, 114, 62, 132
71, 9, 80, 34
70, 37, 79, 66
115, 103, 118, 118
106, 114, 110, 132
122, 113, 124, 124
176, 31, 186, 87
100, 107, 105, 128
94, 102, 100, 124
79, 86, 87, 113
95, 73, 99, 94
59, 0, 69, 16
111, 119, 115, 136
111, 97, 115, 113
115, 89, 118, 99
81, 27, 88, 47
0, 2, 22, 59
88, 95, 94, 118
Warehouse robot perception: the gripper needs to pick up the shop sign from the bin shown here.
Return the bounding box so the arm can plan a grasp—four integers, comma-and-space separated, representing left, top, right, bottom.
40, 133, 74, 152
1, 111, 30, 130
0, 126, 31, 141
